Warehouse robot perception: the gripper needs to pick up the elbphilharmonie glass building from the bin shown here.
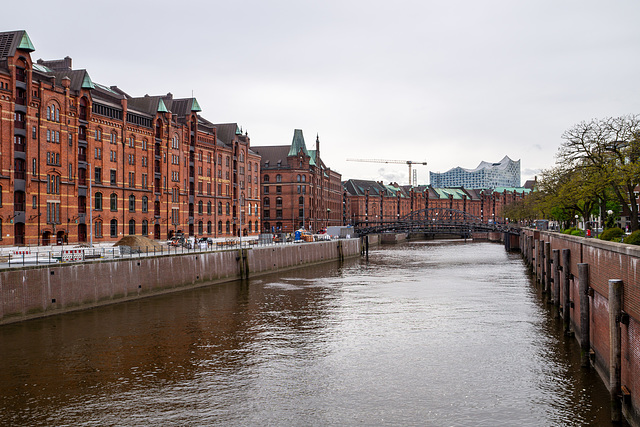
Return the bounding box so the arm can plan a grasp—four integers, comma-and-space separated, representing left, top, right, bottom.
429, 156, 521, 189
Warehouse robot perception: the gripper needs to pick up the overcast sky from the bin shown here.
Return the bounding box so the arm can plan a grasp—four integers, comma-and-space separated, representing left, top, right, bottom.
10, 0, 640, 186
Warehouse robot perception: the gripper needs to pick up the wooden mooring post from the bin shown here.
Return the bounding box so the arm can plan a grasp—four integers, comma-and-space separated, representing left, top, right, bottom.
609, 279, 623, 423
578, 263, 590, 368
562, 249, 571, 334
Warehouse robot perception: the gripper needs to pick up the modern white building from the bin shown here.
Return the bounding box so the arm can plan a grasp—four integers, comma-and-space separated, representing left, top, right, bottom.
430, 156, 521, 189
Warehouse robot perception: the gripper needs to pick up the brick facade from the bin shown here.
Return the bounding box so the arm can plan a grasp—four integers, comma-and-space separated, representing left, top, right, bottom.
254, 130, 342, 233
342, 180, 528, 225
0, 30, 259, 246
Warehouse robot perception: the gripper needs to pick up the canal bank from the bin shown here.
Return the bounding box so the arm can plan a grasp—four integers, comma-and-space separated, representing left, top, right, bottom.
0, 239, 360, 325
522, 228, 640, 427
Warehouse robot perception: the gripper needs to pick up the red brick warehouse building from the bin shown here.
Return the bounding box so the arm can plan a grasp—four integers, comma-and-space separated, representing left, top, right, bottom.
342, 179, 529, 225
253, 129, 342, 234
0, 30, 260, 246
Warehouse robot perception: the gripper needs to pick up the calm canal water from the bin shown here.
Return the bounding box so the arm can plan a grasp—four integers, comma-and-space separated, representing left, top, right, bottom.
0, 241, 625, 426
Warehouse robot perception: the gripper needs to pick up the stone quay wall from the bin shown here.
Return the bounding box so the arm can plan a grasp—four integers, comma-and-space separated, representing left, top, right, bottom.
0, 239, 361, 326
522, 229, 640, 426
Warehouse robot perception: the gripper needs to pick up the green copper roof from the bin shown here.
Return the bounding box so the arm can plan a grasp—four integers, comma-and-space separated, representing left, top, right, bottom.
81, 72, 95, 89
19, 31, 35, 52
191, 98, 202, 112
157, 98, 168, 113
308, 149, 317, 166
288, 129, 310, 157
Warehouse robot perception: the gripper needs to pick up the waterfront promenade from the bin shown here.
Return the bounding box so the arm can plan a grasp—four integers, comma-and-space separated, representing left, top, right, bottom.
0, 237, 361, 326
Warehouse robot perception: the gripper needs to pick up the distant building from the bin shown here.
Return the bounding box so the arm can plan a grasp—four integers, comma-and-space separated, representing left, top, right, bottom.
342, 179, 530, 225
254, 130, 342, 233
430, 156, 521, 189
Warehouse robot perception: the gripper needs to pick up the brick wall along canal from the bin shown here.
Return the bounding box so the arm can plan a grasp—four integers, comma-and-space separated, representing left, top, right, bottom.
0, 241, 626, 426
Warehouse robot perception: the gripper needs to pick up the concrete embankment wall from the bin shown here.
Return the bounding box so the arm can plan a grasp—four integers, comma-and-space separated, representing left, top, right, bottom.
522, 229, 640, 426
0, 239, 360, 325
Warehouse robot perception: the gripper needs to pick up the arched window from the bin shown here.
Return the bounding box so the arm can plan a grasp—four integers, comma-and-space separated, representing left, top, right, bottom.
142, 220, 148, 236
110, 219, 117, 237
239, 150, 245, 162
207, 201, 212, 215
94, 220, 103, 237
276, 174, 282, 183
248, 221, 252, 232
111, 132, 117, 144
276, 197, 282, 207
95, 192, 103, 210
264, 175, 270, 182
129, 195, 136, 212
263, 197, 270, 207
218, 220, 222, 233
142, 196, 148, 213
226, 202, 230, 215
225, 220, 230, 233
255, 220, 259, 232
198, 221, 203, 234
96, 127, 102, 142
198, 200, 203, 214
299, 196, 304, 205
207, 221, 212, 234
218, 202, 222, 215
128, 219, 135, 235
297, 174, 301, 182
172, 134, 180, 149
110, 193, 118, 211
301, 175, 306, 182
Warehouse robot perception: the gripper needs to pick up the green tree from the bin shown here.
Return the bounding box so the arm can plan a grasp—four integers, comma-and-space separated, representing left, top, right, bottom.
558, 115, 640, 231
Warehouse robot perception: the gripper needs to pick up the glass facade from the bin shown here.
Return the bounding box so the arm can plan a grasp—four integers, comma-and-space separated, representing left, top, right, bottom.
430, 156, 520, 189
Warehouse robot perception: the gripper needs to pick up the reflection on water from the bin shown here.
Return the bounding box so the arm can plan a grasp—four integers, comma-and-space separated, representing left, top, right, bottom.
0, 241, 626, 426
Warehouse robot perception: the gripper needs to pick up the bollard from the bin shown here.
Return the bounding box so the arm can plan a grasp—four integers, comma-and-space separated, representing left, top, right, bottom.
562, 249, 571, 333
578, 263, 590, 368
609, 279, 623, 423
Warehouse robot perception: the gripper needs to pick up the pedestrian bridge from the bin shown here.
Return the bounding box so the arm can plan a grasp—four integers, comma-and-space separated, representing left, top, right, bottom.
353, 207, 519, 238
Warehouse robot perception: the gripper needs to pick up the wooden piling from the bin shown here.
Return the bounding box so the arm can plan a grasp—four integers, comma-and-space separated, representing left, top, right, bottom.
609, 279, 623, 423
544, 242, 551, 297
578, 263, 590, 368
534, 240, 540, 284
553, 249, 561, 318
562, 249, 571, 333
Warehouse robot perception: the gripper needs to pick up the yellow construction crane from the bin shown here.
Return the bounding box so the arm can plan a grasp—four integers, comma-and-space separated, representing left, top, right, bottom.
346, 158, 428, 186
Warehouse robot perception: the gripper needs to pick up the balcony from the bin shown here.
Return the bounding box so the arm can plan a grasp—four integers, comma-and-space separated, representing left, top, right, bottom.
14, 120, 25, 130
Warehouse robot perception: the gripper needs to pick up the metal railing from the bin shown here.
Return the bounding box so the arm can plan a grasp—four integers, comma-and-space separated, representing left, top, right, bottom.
1, 236, 340, 267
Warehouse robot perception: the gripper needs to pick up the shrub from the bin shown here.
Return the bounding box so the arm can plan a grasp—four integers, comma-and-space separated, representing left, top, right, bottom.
623, 230, 640, 245
562, 227, 575, 235
600, 227, 624, 242
570, 229, 584, 237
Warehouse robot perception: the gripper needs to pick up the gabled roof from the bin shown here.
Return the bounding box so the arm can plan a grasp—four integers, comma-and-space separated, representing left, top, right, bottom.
253, 145, 290, 168
214, 123, 243, 145
0, 30, 34, 59
49, 69, 95, 91
342, 179, 388, 196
